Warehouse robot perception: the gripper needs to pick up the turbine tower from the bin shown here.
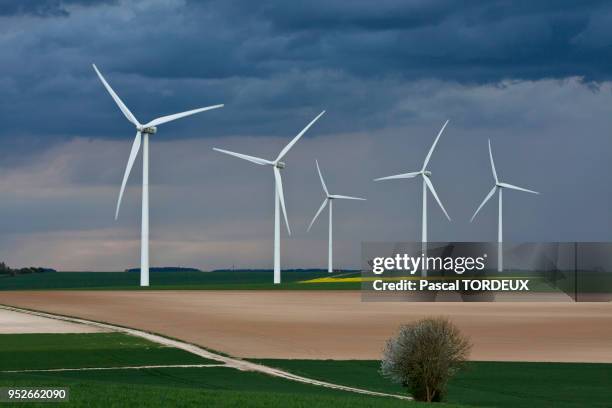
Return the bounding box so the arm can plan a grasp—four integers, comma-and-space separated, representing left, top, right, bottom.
213, 111, 326, 284
92, 64, 223, 287
470, 139, 539, 272
374, 120, 451, 276
307, 160, 366, 273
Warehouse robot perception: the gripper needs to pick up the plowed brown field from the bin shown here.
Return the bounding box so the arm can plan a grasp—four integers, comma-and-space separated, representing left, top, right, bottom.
1, 291, 610, 362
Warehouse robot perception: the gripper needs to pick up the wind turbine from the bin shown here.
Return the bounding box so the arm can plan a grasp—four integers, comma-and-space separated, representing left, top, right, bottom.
374, 120, 451, 276
92, 64, 223, 287
307, 160, 366, 273
470, 139, 539, 272
213, 111, 326, 284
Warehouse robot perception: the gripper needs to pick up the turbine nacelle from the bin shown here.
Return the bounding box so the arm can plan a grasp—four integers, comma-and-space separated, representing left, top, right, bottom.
275, 161, 286, 169
422, 170, 432, 177
139, 126, 157, 134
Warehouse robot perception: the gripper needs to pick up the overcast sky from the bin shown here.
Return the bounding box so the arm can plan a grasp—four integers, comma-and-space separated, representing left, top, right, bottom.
1, 0, 611, 271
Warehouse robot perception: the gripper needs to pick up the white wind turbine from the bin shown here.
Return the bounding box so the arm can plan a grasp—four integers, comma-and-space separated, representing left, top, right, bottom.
92, 64, 223, 287
374, 120, 451, 276
213, 111, 326, 284
470, 139, 539, 272
307, 160, 366, 273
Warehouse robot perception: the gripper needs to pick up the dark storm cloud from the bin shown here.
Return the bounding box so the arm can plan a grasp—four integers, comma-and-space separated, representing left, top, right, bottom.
178, 0, 612, 82
2, 0, 612, 143
0, 0, 117, 17
255, 0, 612, 82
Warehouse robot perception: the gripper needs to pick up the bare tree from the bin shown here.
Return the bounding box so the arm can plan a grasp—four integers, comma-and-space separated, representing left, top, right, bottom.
381, 317, 471, 402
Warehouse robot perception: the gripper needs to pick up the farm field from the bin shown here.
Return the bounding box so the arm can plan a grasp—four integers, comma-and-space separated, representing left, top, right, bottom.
255, 359, 612, 408
1, 331, 609, 408
1, 290, 610, 362
0, 332, 425, 408
0, 333, 216, 371
2, 271, 608, 302
0, 271, 360, 291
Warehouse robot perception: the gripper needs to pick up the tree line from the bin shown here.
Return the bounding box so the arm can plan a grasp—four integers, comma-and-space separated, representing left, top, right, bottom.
0, 262, 56, 276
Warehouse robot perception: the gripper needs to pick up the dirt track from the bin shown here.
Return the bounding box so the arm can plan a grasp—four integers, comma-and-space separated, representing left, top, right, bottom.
1, 290, 610, 362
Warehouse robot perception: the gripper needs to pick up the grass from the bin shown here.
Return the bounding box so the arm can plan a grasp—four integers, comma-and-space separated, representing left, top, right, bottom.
0, 333, 215, 371
0, 270, 361, 291
255, 359, 612, 408
449, 361, 612, 408
3, 332, 608, 407
0, 333, 452, 407
0, 372, 452, 407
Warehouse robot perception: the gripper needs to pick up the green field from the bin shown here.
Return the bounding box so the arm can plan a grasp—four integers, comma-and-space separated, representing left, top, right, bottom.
0, 332, 442, 408
2, 270, 608, 299
256, 359, 612, 408
0, 333, 216, 371
2, 332, 610, 407
0, 271, 361, 291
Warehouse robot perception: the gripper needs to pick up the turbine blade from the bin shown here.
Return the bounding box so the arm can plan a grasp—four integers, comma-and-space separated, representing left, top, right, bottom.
315, 160, 329, 195
213, 148, 273, 166
115, 131, 142, 220
470, 186, 497, 222
422, 119, 449, 171
276, 111, 326, 162
329, 194, 366, 201
307, 199, 329, 231
488, 139, 498, 183
144, 104, 224, 127
374, 172, 420, 181
498, 182, 539, 194
274, 167, 291, 235
92, 64, 140, 127
423, 176, 451, 221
